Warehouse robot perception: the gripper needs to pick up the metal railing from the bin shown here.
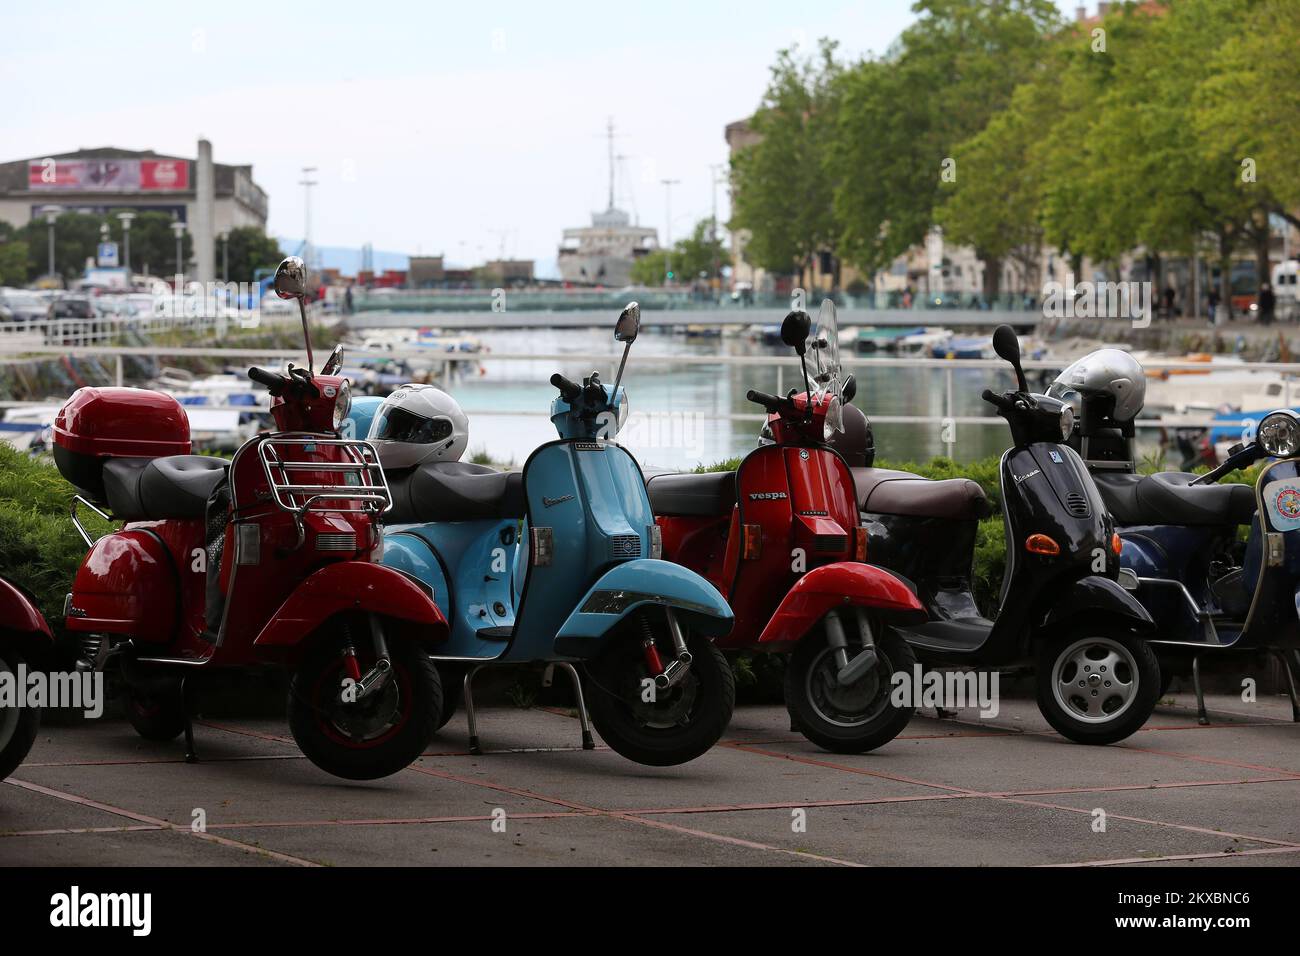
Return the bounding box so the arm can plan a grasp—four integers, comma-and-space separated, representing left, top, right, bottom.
2, 342, 1297, 458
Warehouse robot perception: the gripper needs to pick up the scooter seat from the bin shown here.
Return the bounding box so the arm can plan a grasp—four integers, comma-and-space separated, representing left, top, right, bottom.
387, 461, 526, 524
645, 471, 737, 517
103, 455, 228, 521
851, 467, 991, 520
1096, 471, 1255, 527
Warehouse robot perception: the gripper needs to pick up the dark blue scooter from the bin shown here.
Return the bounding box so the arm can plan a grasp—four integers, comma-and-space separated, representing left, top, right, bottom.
350, 304, 736, 766
1072, 391, 1300, 724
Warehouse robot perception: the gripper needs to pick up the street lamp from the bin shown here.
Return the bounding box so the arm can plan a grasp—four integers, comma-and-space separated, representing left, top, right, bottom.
40, 205, 62, 281
219, 230, 229, 282
661, 178, 680, 285
300, 166, 318, 269
170, 220, 187, 280
117, 212, 135, 274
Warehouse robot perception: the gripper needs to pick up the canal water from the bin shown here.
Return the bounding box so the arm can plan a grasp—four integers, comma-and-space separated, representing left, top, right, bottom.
420, 326, 1022, 471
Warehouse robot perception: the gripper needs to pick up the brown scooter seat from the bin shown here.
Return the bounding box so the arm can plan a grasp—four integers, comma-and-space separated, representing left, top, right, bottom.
851, 467, 991, 520
103, 455, 228, 521
645, 471, 737, 518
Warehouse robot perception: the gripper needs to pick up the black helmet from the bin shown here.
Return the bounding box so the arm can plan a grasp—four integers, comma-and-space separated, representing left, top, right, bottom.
829, 401, 875, 467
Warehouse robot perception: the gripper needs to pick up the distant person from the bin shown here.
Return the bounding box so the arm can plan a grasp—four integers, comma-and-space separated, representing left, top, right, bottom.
1162, 285, 1176, 320
344, 284, 354, 314
1259, 282, 1276, 325
902, 286, 913, 309
1207, 288, 1220, 323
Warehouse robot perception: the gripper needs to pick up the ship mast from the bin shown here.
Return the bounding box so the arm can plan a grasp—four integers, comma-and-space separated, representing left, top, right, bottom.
606, 116, 616, 212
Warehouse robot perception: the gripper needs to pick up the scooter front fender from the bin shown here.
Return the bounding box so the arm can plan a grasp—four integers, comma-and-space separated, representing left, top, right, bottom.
253, 561, 449, 653
755, 562, 924, 649
554, 558, 732, 658
0, 577, 53, 666
1041, 574, 1155, 632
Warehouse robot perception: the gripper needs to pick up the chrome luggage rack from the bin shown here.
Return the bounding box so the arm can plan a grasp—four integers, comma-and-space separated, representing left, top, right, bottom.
257, 437, 391, 540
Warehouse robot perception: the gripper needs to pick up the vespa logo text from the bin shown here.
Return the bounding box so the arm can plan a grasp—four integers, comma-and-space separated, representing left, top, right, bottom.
542, 495, 574, 508
749, 492, 788, 501
1014, 469, 1041, 484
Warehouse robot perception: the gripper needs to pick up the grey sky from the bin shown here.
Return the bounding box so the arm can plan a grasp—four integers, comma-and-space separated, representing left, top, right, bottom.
3, 1, 1079, 274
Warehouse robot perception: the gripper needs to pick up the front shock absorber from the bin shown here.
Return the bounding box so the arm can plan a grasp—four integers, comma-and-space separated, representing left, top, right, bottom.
639, 611, 665, 677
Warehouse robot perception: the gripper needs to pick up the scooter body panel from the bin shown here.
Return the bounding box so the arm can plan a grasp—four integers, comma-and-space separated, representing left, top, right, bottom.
382, 521, 517, 660
1237, 458, 1300, 647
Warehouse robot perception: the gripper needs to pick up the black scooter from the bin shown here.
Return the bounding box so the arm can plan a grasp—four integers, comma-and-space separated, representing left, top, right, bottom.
853, 326, 1160, 744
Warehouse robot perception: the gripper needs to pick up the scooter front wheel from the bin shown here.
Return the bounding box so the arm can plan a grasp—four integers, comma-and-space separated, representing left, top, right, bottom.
0, 647, 42, 781
289, 632, 442, 780
585, 626, 735, 767
785, 624, 917, 754
124, 681, 186, 742
1036, 627, 1160, 745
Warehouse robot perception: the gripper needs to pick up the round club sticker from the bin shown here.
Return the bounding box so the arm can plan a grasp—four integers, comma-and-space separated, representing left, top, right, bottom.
1263, 478, 1300, 532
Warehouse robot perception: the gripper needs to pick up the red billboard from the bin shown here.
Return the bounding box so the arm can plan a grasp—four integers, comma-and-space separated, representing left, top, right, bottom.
28, 158, 190, 192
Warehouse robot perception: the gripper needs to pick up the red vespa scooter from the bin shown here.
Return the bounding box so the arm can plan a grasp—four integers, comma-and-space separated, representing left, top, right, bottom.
55, 257, 448, 780
649, 304, 926, 753
0, 576, 54, 780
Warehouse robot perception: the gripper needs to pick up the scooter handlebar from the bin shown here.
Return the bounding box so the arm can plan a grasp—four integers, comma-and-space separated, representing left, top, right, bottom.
248, 366, 287, 394
746, 389, 785, 413
550, 373, 582, 403
982, 389, 1016, 413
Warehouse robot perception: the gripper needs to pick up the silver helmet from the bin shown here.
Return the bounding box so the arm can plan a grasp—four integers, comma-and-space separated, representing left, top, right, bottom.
369, 384, 468, 469
1048, 348, 1146, 424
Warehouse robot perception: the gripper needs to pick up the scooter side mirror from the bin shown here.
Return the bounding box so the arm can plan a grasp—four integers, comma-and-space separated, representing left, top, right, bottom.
274, 256, 308, 300
992, 324, 1029, 393
615, 302, 641, 343
781, 310, 811, 355
842, 374, 857, 404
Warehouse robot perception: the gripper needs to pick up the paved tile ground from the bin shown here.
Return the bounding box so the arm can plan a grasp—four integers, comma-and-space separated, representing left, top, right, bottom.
2, 691, 1298, 867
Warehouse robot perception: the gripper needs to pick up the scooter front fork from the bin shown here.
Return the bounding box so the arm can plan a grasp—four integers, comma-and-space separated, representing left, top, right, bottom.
646, 608, 692, 692
342, 614, 393, 704
826, 607, 878, 687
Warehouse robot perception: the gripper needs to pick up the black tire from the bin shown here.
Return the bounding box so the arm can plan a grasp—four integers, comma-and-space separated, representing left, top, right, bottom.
0, 647, 42, 781
586, 625, 735, 767
433, 663, 463, 732
785, 621, 917, 754
1036, 626, 1160, 745
123, 682, 186, 742
289, 631, 442, 780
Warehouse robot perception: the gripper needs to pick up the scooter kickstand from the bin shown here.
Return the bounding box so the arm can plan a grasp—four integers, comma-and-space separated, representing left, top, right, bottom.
463, 666, 483, 755
557, 662, 595, 750
1275, 650, 1300, 723
181, 677, 198, 764
1192, 655, 1209, 726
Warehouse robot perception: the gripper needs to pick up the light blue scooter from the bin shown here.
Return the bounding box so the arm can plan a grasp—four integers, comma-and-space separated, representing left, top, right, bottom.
348, 304, 736, 766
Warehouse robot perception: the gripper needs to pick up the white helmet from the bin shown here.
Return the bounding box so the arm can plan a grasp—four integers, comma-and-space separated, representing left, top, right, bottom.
1048, 348, 1147, 424
369, 384, 468, 469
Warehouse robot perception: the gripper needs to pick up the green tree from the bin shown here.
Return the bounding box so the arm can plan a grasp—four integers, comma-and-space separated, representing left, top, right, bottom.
631, 218, 728, 286
831, 0, 1062, 295
219, 226, 281, 283
106, 210, 193, 277
0, 238, 29, 286
729, 40, 842, 286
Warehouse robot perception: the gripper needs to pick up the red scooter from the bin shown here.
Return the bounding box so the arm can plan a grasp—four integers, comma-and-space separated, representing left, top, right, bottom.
55, 257, 448, 780
649, 304, 926, 753
0, 576, 53, 780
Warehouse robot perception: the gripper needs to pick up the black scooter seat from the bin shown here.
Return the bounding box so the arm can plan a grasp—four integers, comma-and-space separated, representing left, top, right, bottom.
387, 461, 526, 523
897, 616, 992, 652
103, 455, 228, 521
851, 467, 991, 520
1095, 471, 1255, 527
646, 471, 737, 517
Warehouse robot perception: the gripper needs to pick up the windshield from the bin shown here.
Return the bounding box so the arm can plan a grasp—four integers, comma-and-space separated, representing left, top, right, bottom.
808, 298, 844, 434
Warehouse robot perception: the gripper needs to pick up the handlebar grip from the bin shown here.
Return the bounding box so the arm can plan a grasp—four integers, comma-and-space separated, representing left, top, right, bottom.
982, 389, 1013, 411
746, 389, 783, 412
550, 373, 582, 402
248, 366, 285, 392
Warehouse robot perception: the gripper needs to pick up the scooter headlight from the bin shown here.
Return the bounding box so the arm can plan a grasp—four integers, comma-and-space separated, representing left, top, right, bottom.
823, 397, 841, 441
332, 380, 352, 431
1059, 404, 1075, 440
1257, 410, 1300, 458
